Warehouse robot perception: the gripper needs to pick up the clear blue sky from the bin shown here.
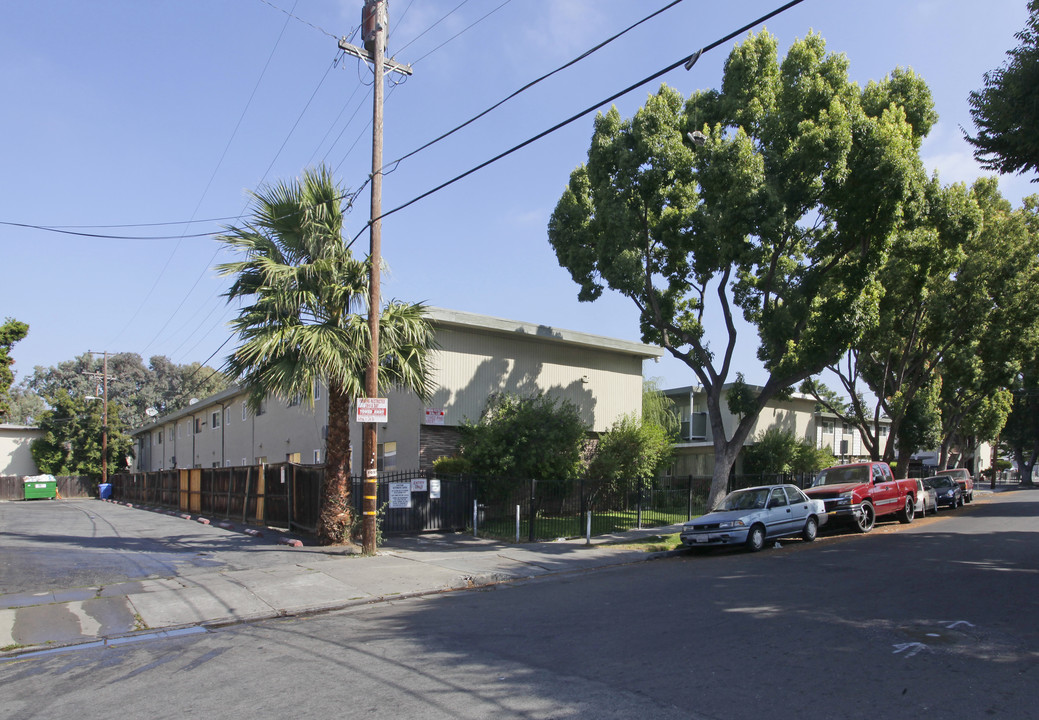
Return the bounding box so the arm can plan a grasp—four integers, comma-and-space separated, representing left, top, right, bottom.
2, 0, 1034, 393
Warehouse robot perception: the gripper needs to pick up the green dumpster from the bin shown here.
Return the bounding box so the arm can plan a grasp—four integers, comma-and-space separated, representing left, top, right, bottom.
24, 476, 57, 500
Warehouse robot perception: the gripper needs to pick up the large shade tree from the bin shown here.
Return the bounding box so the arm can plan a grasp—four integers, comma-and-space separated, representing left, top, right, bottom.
967, 0, 1039, 180
217, 165, 436, 546
0, 318, 29, 421
549, 31, 930, 508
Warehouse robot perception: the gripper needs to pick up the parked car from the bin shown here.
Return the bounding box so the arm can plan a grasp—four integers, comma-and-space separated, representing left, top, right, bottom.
803, 461, 918, 532
931, 468, 974, 503
923, 475, 962, 509
679, 484, 828, 552
913, 479, 938, 517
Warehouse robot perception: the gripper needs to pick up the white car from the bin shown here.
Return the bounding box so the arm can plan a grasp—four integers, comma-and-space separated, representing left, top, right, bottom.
913, 479, 938, 517
680, 484, 828, 552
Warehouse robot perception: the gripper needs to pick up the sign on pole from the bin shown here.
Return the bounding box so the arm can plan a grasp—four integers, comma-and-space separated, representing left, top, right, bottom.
356, 398, 388, 423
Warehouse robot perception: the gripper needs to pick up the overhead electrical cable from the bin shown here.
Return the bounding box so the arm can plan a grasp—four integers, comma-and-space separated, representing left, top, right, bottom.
113, 0, 303, 349
385, 0, 689, 176
350, 0, 807, 244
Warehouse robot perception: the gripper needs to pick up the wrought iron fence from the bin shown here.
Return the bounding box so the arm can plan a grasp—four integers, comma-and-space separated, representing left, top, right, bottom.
107, 467, 821, 542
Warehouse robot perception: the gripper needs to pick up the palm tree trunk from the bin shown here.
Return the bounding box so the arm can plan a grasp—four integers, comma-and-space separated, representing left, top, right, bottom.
318, 380, 353, 544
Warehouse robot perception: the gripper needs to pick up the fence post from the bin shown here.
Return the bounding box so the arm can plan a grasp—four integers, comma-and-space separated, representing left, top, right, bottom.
687, 475, 693, 521
472, 498, 478, 537
528, 477, 536, 543
637, 478, 644, 530
515, 505, 520, 543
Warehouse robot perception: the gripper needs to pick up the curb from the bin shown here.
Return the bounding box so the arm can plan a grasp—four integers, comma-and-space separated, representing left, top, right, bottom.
97, 498, 307, 547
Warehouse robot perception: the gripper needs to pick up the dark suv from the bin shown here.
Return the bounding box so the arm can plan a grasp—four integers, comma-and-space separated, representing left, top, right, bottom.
931, 468, 974, 503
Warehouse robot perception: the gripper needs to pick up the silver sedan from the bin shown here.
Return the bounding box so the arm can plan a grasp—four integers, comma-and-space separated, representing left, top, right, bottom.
680, 484, 828, 552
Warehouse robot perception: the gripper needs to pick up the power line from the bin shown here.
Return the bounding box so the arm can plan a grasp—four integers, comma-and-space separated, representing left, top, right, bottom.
408, 0, 514, 66
257, 0, 339, 40
350, 0, 808, 244
386, 0, 689, 175
111, 1, 305, 348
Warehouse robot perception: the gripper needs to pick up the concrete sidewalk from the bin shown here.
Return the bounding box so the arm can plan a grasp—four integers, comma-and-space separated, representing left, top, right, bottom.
0, 504, 684, 659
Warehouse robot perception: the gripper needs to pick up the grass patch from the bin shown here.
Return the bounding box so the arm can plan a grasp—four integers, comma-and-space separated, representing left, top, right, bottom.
478, 509, 695, 543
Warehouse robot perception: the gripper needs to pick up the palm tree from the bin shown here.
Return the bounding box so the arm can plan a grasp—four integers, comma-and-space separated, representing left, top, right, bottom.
216, 165, 436, 545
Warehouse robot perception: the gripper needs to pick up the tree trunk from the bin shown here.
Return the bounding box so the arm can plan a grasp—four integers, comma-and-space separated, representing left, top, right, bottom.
318, 381, 353, 545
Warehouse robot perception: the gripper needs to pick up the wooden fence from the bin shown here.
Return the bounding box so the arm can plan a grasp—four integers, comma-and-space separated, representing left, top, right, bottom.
0, 475, 95, 501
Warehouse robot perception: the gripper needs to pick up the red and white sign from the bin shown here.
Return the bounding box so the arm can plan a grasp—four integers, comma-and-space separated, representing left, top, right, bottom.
424, 408, 445, 425
356, 398, 389, 423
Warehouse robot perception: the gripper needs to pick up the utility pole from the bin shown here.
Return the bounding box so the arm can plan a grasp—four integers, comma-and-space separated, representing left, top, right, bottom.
84, 350, 110, 486
339, 1, 412, 554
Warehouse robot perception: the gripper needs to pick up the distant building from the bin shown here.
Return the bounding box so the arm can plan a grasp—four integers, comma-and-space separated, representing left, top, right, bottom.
0, 424, 44, 476
132, 307, 663, 473
662, 385, 892, 476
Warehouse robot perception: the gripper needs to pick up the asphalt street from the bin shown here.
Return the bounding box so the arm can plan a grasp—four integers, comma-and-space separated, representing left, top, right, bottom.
1, 488, 1036, 719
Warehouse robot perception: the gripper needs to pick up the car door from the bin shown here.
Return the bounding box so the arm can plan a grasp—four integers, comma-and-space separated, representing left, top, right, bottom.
783, 486, 811, 533
764, 486, 793, 537
871, 463, 899, 515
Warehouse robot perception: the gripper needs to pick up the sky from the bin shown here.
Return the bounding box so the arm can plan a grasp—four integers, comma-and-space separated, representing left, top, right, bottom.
2, 0, 1035, 396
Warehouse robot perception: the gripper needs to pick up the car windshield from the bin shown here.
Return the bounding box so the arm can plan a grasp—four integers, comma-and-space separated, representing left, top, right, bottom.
716, 489, 770, 512
926, 477, 955, 488
813, 466, 869, 486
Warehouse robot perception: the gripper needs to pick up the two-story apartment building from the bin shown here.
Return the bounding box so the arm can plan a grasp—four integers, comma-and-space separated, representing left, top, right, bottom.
663, 384, 893, 476
133, 307, 664, 474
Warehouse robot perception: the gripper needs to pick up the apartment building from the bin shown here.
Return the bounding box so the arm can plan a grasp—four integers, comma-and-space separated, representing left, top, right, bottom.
133, 307, 664, 474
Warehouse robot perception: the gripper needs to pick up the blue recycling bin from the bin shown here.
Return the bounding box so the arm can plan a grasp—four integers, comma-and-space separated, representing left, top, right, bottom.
98, 483, 112, 499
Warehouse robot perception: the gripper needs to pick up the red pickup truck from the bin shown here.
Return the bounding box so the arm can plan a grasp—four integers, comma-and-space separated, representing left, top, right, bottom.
803, 461, 917, 533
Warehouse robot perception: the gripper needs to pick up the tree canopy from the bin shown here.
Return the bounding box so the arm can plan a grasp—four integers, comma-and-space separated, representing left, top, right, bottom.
23, 353, 228, 429
30, 390, 133, 481
217, 165, 436, 546
967, 0, 1039, 180
549, 31, 933, 507
0, 318, 29, 421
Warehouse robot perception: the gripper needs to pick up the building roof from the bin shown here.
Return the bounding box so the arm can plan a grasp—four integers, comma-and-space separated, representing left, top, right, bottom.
426, 307, 664, 359
133, 308, 664, 436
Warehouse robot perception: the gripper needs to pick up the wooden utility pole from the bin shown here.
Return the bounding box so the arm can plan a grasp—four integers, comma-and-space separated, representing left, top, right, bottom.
84, 350, 110, 486
338, 1, 411, 554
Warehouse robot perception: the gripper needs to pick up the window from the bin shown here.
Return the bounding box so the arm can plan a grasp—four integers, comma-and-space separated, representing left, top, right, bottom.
879, 426, 888, 436
821, 419, 835, 434
194, 417, 202, 434
842, 423, 852, 433
225, 459, 232, 467
211, 411, 221, 429
288, 394, 301, 407
225, 407, 231, 426
212, 462, 220, 468
241, 401, 247, 421
168, 427, 174, 442
155, 431, 161, 446
178, 422, 183, 439
255, 456, 267, 465
286, 452, 301, 463
314, 381, 322, 401
257, 399, 267, 416
241, 457, 247, 466
377, 441, 397, 471
314, 449, 322, 464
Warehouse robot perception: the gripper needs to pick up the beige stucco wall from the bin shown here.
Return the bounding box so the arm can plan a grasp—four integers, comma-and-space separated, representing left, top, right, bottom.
0, 425, 43, 476
132, 308, 662, 474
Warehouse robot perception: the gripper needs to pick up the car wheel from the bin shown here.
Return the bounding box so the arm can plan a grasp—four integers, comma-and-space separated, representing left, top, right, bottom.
746, 524, 766, 552
899, 496, 915, 524
855, 502, 876, 533
802, 516, 818, 542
